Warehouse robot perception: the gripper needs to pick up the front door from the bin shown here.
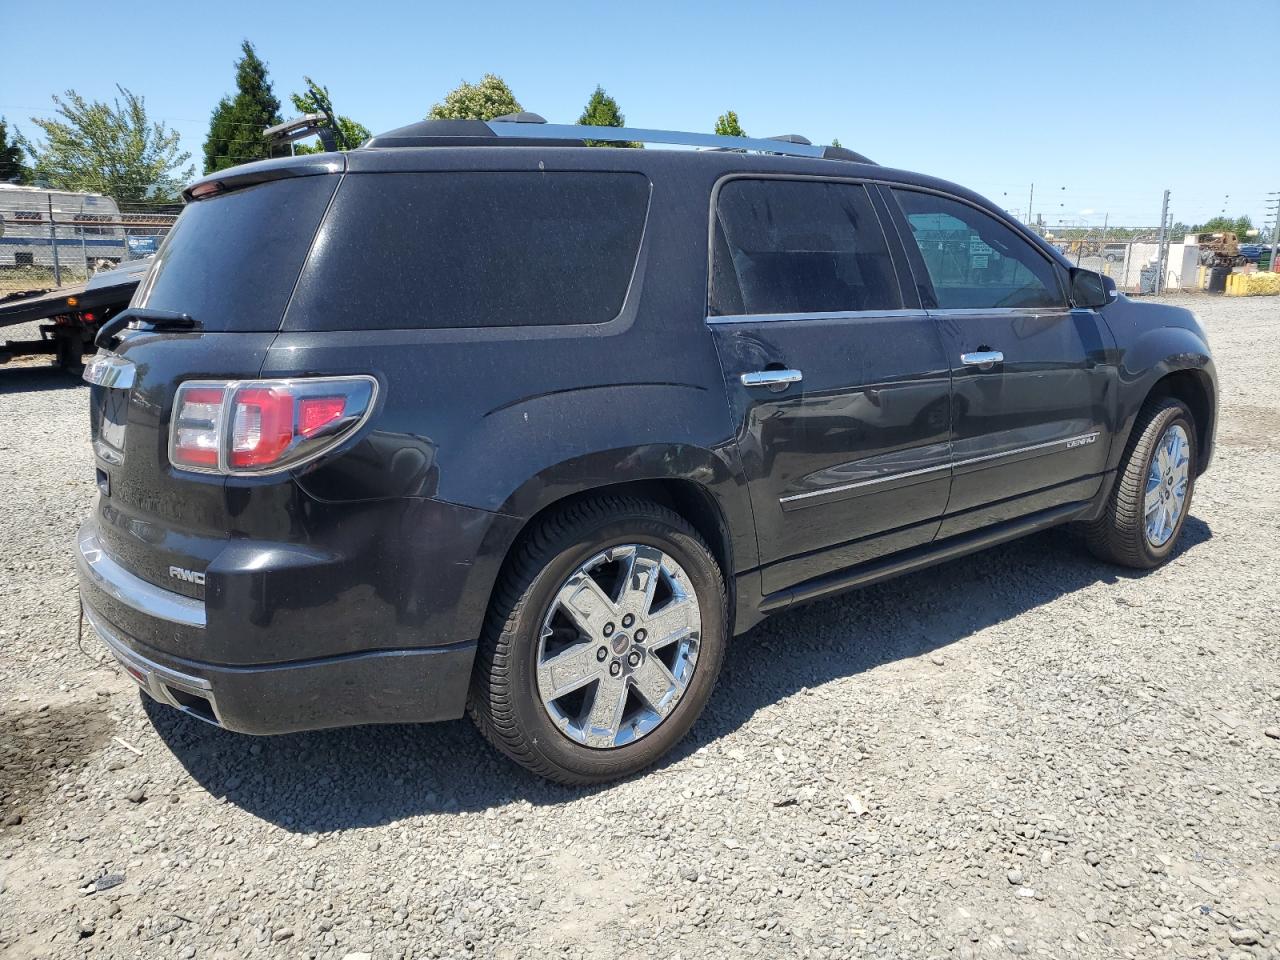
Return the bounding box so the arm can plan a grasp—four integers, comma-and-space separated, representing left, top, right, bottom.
707, 177, 953, 595
885, 188, 1115, 538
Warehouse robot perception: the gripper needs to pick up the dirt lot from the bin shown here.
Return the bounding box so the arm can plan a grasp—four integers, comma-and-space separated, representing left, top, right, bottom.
1, 295, 1277, 960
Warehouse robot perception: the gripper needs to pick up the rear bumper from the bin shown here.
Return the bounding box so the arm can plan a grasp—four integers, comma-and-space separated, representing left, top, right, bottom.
77, 523, 475, 735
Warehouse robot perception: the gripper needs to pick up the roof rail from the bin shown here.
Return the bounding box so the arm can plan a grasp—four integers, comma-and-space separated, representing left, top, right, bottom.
364, 118, 874, 164
489, 121, 873, 163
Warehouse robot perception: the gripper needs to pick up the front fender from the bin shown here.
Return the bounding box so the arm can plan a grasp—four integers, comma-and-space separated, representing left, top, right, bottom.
1101, 297, 1216, 473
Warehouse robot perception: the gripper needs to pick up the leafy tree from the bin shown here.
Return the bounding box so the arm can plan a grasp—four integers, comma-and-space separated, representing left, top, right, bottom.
20, 87, 191, 202
831, 136, 842, 148
576, 85, 638, 147
203, 41, 282, 174
429, 74, 521, 121
289, 78, 371, 153
0, 117, 29, 183
714, 110, 746, 137
1192, 215, 1255, 239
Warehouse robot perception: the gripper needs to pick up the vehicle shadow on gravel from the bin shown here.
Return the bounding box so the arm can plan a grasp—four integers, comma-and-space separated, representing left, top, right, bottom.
146, 517, 1212, 831
0, 365, 83, 394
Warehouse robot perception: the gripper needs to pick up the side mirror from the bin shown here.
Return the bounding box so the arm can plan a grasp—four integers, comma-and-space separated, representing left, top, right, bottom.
1069, 267, 1116, 309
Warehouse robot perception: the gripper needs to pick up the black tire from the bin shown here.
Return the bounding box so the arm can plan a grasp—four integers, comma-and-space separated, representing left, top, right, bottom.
468, 496, 728, 785
55, 331, 84, 373
1084, 398, 1196, 569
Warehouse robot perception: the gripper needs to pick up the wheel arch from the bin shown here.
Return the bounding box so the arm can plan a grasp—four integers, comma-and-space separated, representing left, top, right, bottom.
478, 472, 749, 641
1143, 367, 1215, 474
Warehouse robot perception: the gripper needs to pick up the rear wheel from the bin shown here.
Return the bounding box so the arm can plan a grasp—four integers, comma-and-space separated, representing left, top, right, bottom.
469, 497, 727, 784
1085, 398, 1196, 568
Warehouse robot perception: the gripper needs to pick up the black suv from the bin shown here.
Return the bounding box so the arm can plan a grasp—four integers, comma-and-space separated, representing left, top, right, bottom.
77, 118, 1216, 784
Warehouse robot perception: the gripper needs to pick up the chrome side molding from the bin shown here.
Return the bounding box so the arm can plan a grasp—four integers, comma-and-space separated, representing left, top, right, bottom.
780, 431, 1102, 507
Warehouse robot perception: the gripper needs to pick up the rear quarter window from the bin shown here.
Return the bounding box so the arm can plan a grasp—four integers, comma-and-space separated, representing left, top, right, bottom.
285, 172, 651, 330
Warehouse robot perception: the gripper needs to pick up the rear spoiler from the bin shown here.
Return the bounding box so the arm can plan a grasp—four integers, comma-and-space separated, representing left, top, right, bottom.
184, 154, 347, 202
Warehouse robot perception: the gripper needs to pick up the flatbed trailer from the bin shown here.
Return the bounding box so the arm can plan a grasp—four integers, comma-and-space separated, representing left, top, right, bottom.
0, 259, 148, 370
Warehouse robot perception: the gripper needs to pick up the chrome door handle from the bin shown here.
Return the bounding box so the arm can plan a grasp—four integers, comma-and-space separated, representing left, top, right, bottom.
960, 351, 1004, 370
740, 369, 803, 388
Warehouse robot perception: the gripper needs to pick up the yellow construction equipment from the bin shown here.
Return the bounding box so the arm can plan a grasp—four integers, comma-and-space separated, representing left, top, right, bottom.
1196, 233, 1248, 269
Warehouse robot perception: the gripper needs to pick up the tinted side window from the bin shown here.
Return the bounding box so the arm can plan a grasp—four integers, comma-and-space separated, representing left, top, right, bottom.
711, 179, 900, 316
286, 172, 650, 330
892, 190, 1063, 310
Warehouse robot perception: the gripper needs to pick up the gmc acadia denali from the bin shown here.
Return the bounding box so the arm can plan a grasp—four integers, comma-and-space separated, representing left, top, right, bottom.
76, 117, 1216, 784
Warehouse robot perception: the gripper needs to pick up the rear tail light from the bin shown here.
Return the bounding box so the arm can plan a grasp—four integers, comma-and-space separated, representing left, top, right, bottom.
170, 376, 377, 475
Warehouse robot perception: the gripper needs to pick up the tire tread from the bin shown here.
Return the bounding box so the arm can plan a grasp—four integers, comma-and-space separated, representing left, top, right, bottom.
1084, 398, 1194, 568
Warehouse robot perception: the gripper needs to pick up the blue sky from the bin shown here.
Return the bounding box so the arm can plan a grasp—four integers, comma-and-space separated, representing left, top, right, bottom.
3, 0, 1276, 231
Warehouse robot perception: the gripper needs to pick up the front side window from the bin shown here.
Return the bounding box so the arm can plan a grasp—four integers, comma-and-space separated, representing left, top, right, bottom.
711, 178, 901, 316
892, 189, 1063, 310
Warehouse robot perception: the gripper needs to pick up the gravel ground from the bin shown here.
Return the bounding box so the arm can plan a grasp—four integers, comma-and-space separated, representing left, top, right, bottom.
1, 295, 1278, 960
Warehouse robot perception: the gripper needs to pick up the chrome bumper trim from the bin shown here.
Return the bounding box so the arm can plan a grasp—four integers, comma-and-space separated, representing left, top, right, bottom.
76, 524, 206, 629
82, 601, 223, 726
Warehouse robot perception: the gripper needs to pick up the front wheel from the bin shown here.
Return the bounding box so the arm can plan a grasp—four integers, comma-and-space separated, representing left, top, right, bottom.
469, 497, 727, 785
1085, 398, 1197, 568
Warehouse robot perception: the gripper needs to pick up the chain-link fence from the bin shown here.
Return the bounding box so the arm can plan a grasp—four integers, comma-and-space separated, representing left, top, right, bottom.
0, 185, 176, 296
1045, 235, 1201, 294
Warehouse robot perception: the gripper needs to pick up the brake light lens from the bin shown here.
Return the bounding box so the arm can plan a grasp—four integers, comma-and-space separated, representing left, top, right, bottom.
230, 387, 294, 467
298, 396, 347, 438
170, 376, 376, 475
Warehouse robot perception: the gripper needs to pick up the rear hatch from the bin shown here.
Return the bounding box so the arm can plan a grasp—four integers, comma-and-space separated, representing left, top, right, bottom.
88, 163, 341, 604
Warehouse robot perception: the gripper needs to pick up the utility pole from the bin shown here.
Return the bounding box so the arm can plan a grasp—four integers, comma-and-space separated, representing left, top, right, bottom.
1268, 192, 1279, 273
45, 192, 62, 286
1154, 189, 1170, 294
1027, 183, 1034, 228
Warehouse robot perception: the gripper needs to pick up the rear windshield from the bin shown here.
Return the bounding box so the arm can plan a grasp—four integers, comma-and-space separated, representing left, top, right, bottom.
136, 176, 337, 332
284, 171, 650, 330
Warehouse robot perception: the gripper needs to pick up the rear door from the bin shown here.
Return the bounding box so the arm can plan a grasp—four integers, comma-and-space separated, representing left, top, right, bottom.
707, 177, 953, 595
884, 187, 1114, 538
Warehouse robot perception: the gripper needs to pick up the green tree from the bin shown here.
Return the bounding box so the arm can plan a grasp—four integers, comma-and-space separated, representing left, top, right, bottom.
20, 87, 191, 202
1194, 214, 1255, 239
714, 110, 746, 137
289, 78, 371, 153
830, 136, 842, 148
429, 74, 521, 121
576, 85, 638, 147
0, 117, 29, 183
203, 41, 282, 174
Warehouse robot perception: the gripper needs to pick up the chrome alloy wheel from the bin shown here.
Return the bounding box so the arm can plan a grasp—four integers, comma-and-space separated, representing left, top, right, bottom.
1145, 423, 1191, 548
536, 544, 701, 749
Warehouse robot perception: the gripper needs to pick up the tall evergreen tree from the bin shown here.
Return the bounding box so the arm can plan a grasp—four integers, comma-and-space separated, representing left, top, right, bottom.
576, 85, 638, 147
0, 117, 30, 183
203, 41, 282, 174
714, 110, 746, 137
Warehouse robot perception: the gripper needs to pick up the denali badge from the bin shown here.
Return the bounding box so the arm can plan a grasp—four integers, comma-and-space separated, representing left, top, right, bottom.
1065, 433, 1099, 449
169, 565, 206, 586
